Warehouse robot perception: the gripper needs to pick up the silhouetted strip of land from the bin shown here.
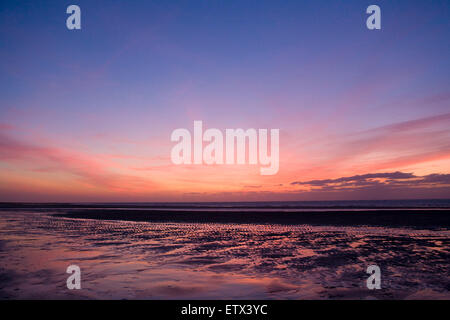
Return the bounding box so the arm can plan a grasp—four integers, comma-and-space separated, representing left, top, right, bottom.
53, 209, 450, 229
1, 201, 450, 209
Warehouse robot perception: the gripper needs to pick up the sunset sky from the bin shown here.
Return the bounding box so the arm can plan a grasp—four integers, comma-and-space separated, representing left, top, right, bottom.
1, 0, 449, 202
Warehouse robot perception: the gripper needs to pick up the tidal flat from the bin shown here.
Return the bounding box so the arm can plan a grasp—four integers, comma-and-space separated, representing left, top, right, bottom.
0, 208, 449, 299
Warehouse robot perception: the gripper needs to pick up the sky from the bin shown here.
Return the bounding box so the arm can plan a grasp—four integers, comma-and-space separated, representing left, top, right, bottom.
0, 0, 449, 202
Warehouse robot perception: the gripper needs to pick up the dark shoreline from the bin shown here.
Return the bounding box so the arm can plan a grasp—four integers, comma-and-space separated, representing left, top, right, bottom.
1, 199, 450, 210
52, 209, 450, 229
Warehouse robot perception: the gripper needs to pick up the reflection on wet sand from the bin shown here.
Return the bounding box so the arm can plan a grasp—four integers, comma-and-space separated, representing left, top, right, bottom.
0, 211, 449, 299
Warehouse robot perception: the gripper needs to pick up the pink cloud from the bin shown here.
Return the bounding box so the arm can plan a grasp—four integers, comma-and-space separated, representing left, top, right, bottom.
0, 130, 155, 192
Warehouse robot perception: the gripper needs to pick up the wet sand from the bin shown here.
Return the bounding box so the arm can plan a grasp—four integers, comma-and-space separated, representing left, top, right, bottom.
0, 209, 449, 299
53, 209, 450, 229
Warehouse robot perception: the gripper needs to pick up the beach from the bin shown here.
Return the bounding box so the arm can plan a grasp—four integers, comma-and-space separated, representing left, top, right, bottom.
0, 201, 449, 300
54, 208, 450, 229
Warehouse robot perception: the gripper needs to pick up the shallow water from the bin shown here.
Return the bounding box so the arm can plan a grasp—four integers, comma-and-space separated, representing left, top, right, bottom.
0, 210, 449, 299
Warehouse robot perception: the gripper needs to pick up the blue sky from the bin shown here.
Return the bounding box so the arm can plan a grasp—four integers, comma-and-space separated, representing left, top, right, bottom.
0, 1, 449, 201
